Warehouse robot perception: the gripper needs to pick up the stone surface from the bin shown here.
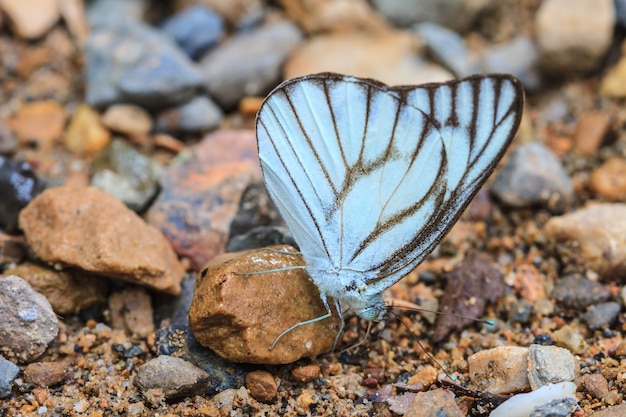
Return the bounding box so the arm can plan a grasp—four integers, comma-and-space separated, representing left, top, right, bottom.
535, 0, 614, 74
5, 262, 108, 315
285, 31, 452, 86
146, 130, 261, 270
63, 104, 111, 156
0, 356, 20, 398
590, 158, 626, 201
527, 344, 576, 390
405, 389, 464, 417
155, 95, 223, 134
108, 287, 155, 338
188, 246, 340, 364
371, 0, 490, 32
0, 0, 60, 39
544, 204, 626, 278
134, 355, 211, 403
468, 346, 530, 394
23, 361, 67, 387
0, 276, 59, 363
199, 21, 303, 110
19, 186, 184, 294
161, 5, 224, 59
101, 104, 153, 136
7, 101, 67, 149
573, 111, 610, 156
91, 139, 161, 212
581, 373, 610, 399
85, 19, 203, 108
491, 142, 574, 213
245, 370, 277, 403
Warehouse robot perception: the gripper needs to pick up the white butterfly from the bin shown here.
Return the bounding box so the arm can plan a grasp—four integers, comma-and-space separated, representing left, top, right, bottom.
256, 73, 524, 335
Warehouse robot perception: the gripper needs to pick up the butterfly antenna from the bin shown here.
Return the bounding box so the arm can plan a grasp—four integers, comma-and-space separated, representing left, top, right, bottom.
388, 310, 456, 381
386, 299, 495, 326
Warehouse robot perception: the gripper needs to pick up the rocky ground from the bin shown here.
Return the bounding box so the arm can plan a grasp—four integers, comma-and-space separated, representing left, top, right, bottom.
2, 0, 626, 416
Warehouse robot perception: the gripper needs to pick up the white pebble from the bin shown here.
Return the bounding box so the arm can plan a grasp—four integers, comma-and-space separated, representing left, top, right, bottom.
490, 382, 577, 417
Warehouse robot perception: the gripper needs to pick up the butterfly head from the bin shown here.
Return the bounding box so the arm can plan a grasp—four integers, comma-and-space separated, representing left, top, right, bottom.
356, 294, 386, 322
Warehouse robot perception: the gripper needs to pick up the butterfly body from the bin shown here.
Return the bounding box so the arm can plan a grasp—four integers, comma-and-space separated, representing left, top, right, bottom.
256, 73, 524, 325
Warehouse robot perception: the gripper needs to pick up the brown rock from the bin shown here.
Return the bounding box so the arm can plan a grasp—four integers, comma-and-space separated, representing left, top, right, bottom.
19, 186, 184, 294
581, 373, 610, 399
108, 287, 155, 338
405, 389, 464, 417
245, 370, 277, 403
146, 130, 261, 270
23, 361, 66, 387
512, 263, 547, 302
291, 364, 321, 383
574, 112, 610, 156
101, 104, 153, 136
7, 101, 66, 149
284, 31, 452, 87
63, 104, 111, 156
134, 355, 210, 402
189, 246, 340, 364
406, 366, 438, 388
468, 346, 530, 394
544, 203, 626, 278
589, 404, 626, 417
5, 262, 108, 315
590, 158, 626, 201
0, 0, 60, 39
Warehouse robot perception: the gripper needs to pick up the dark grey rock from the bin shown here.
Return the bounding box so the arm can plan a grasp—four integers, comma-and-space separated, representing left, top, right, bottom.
0, 356, 20, 398
616, 0, 626, 26
0, 276, 59, 363
91, 139, 162, 212
509, 299, 534, 324
530, 397, 578, 417
199, 21, 303, 110
551, 276, 610, 309
0, 157, 44, 233
584, 302, 621, 330
155, 95, 223, 134
491, 142, 574, 213
413, 22, 476, 77
161, 5, 224, 59
85, 19, 203, 109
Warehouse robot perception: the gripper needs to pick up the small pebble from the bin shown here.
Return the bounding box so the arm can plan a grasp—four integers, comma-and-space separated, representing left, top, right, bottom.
583, 302, 621, 330
468, 346, 530, 394
551, 275, 610, 309
491, 142, 574, 213
490, 382, 577, 417
552, 325, 587, 354
245, 370, 277, 403
544, 204, 626, 278
155, 95, 223, 134
134, 355, 210, 402
581, 373, 610, 399
530, 397, 578, 417
7, 101, 66, 149
405, 388, 464, 417
573, 111, 610, 156
160, 5, 224, 59
108, 286, 155, 338
590, 158, 626, 201
23, 361, 66, 387
291, 364, 322, 383
0, 356, 20, 398
63, 104, 111, 156
101, 104, 153, 136
527, 344, 576, 390
0, 276, 59, 363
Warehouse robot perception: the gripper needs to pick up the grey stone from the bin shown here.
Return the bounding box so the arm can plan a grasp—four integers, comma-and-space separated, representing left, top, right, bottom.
527, 344, 576, 390
155, 96, 223, 134
161, 5, 224, 59
413, 22, 476, 77
0, 356, 20, 398
584, 302, 621, 330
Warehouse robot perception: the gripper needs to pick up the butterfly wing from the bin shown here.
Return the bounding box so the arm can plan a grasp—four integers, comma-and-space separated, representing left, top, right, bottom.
256, 73, 523, 295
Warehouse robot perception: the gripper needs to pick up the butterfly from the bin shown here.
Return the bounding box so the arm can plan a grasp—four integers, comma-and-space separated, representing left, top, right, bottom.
255, 72, 524, 340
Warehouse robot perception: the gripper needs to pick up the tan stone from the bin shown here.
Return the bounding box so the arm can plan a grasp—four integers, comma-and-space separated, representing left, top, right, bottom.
108, 287, 155, 338
468, 346, 530, 394
63, 104, 111, 156
405, 389, 464, 417
189, 246, 340, 364
19, 186, 183, 294
590, 158, 626, 201
573, 111, 610, 156
8, 101, 67, 148
101, 104, 153, 136
291, 364, 321, 383
0, 0, 60, 39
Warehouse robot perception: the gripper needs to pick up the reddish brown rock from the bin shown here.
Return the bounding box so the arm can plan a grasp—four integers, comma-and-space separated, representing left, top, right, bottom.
245, 370, 277, 403
146, 130, 261, 270
405, 389, 464, 417
573, 111, 610, 156
590, 158, 626, 201
23, 361, 66, 387
189, 246, 340, 364
291, 364, 322, 383
108, 286, 155, 338
5, 262, 108, 315
19, 186, 184, 294
544, 203, 626, 278
581, 373, 610, 399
